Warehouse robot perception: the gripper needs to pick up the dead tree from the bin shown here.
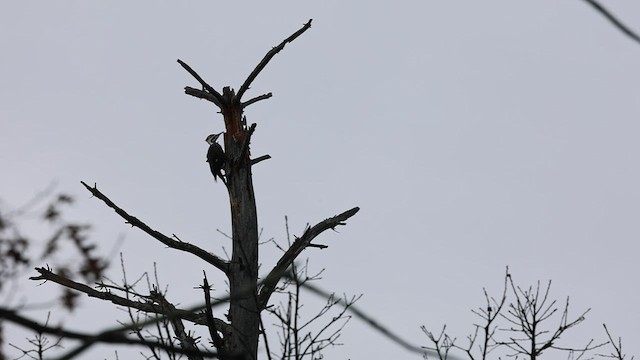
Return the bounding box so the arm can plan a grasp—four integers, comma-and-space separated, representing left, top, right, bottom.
0, 20, 358, 360
177, 19, 358, 359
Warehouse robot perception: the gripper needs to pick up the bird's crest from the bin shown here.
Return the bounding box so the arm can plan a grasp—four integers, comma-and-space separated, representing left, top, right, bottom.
205, 132, 223, 145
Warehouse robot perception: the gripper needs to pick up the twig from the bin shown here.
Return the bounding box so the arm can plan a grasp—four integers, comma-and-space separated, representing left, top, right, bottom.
80, 181, 229, 275
299, 294, 359, 357
600, 324, 631, 360
149, 289, 204, 360
259, 314, 274, 360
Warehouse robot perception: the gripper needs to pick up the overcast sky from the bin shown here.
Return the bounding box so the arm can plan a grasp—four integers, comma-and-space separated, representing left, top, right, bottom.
1, 1, 639, 359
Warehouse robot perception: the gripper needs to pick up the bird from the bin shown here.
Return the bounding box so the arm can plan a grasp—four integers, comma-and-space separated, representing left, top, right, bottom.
205, 132, 226, 184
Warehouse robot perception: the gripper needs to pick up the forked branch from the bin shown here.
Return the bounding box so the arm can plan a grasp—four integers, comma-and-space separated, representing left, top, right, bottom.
180, 19, 311, 113
178, 59, 225, 108
184, 86, 224, 108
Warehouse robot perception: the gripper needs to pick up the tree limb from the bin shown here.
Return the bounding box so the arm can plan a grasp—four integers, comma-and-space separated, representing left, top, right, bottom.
185, 86, 224, 108
150, 290, 204, 360
29, 267, 217, 326
257, 206, 359, 309
250, 155, 271, 166
583, 0, 640, 45
0, 307, 220, 359
237, 19, 312, 100
202, 273, 228, 355
80, 181, 229, 275
242, 93, 273, 108
178, 59, 225, 108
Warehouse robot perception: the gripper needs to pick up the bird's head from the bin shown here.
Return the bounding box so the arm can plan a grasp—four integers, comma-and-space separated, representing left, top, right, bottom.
205, 132, 223, 145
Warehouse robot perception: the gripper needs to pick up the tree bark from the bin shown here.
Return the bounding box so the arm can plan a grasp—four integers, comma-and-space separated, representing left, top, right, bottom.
221, 88, 259, 359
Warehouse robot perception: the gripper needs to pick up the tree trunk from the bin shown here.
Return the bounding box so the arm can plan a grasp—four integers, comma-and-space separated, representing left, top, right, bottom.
222, 88, 259, 360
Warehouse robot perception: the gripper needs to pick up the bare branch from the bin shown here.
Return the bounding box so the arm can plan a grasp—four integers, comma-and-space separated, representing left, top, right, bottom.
80, 181, 229, 275
29, 267, 209, 326
185, 86, 223, 108
421, 325, 456, 360
201, 273, 226, 354
582, 0, 640, 45
599, 324, 633, 360
237, 20, 312, 100
497, 274, 605, 359
242, 93, 273, 108
178, 59, 224, 107
257, 207, 359, 309
265, 259, 358, 359
23, 266, 240, 359
300, 294, 359, 357
0, 307, 220, 359
259, 314, 274, 360
250, 154, 271, 166
149, 289, 204, 360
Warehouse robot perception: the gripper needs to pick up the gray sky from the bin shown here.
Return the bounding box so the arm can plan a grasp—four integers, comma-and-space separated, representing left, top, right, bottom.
1, 1, 639, 359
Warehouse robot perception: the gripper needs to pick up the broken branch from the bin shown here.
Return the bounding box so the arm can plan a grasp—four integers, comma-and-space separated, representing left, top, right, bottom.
242, 93, 273, 108
250, 155, 271, 166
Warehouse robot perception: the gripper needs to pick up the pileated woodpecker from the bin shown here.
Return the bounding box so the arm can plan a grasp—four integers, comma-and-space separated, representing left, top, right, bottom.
205, 132, 226, 183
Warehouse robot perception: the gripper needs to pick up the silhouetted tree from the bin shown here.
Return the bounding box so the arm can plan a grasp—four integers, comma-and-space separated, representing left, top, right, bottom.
1, 20, 359, 360
421, 269, 634, 360
2, 7, 637, 358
